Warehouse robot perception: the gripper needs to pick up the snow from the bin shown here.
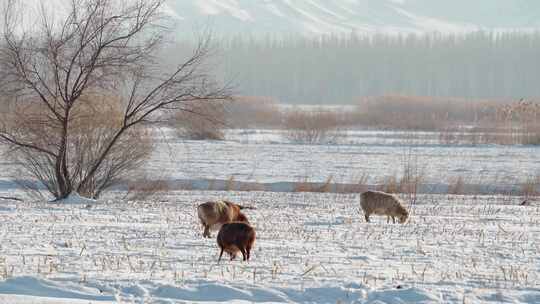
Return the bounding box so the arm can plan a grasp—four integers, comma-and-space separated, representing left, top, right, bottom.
142, 128, 540, 189
0, 277, 115, 303
0, 190, 538, 303
0, 276, 444, 303
1, 128, 539, 194
51, 192, 97, 205
164, 0, 540, 38
4, 1, 540, 38
195, 0, 254, 22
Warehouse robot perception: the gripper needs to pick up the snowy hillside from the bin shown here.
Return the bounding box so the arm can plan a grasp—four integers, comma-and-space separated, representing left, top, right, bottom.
166, 0, 540, 37
7, 0, 540, 37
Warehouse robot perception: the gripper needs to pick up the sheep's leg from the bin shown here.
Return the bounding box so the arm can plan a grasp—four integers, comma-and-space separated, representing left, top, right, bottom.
240, 247, 247, 261
218, 248, 224, 262
230, 252, 236, 261
203, 225, 211, 238
364, 214, 370, 222
392, 216, 396, 224
386, 216, 390, 223
246, 247, 251, 261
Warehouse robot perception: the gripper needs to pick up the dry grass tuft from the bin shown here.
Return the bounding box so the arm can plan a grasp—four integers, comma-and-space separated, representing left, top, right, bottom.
520, 174, 540, 199
226, 176, 236, 191
448, 176, 466, 195
293, 175, 334, 193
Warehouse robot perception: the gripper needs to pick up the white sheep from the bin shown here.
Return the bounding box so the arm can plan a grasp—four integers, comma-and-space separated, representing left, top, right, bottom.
197, 200, 250, 238
360, 191, 409, 224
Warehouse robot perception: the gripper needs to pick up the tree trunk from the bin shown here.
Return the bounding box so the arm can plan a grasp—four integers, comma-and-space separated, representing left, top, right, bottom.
76, 126, 127, 195
55, 116, 73, 199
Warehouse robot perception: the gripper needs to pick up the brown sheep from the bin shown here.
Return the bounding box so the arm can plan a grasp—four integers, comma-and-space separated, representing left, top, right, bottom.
217, 222, 256, 262
197, 200, 252, 238
360, 190, 409, 224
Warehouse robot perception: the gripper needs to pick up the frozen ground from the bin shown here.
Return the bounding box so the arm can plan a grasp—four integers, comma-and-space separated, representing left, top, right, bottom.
144, 129, 540, 188
0, 190, 538, 303
1, 128, 538, 194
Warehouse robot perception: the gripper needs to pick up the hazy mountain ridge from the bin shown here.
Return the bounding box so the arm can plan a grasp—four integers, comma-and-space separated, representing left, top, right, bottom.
166, 0, 540, 37
7, 0, 540, 37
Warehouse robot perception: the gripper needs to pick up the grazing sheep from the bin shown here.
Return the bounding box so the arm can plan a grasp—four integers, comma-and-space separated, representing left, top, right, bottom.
217, 222, 256, 262
360, 190, 409, 224
197, 200, 252, 238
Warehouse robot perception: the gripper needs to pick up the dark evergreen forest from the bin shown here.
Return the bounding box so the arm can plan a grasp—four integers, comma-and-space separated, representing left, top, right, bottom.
207, 31, 540, 103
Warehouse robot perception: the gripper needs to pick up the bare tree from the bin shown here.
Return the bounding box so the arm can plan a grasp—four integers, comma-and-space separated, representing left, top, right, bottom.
0, 0, 228, 199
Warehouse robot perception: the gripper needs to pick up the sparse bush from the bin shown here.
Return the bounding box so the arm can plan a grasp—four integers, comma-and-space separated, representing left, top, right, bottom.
355, 95, 540, 145
355, 95, 505, 131
376, 147, 424, 204
174, 96, 283, 137
174, 101, 226, 140
283, 109, 341, 144
400, 147, 424, 204
226, 96, 283, 129
500, 100, 540, 145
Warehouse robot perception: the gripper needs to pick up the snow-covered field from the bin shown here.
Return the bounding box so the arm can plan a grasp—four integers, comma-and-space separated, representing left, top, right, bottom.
0, 190, 538, 303
145, 129, 540, 189
1, 128, 539, 193
0, 128, 539, 302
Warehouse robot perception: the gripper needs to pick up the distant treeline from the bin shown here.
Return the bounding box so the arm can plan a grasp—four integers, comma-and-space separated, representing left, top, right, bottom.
206, 31, 540, 103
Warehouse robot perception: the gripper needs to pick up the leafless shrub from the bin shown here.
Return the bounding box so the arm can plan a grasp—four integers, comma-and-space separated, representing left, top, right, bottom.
499, 100, 540, 145
173, 96, 284, 138
355, 95, 504, 131
356, 95, 540, 145
225, 96, 282, 129
376, 147, 424, 206
400, 147, 424, 205
174, 100, 226, 140
283, 109, 341, 144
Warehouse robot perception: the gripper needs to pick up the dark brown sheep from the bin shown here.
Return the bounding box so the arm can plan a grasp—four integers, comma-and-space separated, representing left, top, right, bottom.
217, 222, 256, 262
197, 200, 252, 238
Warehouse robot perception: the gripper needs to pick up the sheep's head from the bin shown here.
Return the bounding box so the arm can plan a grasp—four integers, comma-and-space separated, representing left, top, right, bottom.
397, 208, 409, 223
236, 212, 249, 223
398, 214, 408, 223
